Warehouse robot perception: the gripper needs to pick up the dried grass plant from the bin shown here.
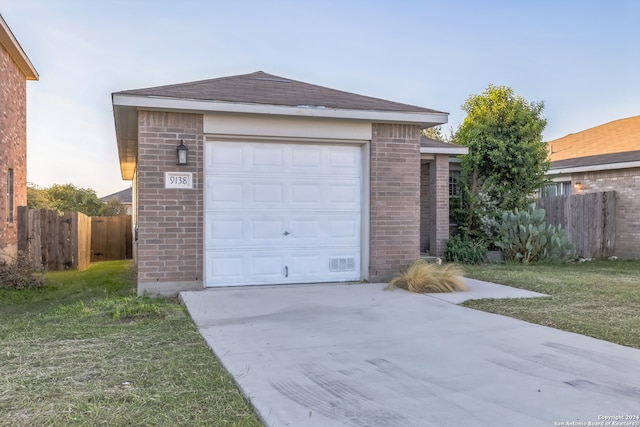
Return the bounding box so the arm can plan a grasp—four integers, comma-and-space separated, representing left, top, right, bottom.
385, 259, 468, 293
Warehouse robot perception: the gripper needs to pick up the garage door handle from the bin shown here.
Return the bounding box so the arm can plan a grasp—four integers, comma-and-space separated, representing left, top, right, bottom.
283, 231, 290, 236
285, 266, 288, 277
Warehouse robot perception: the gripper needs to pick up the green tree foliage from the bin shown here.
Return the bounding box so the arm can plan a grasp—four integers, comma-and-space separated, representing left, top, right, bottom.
420, 126, 459, 144
101, 198, 128, 216
26, 183, 54, 210
27, 183, 105, 216
457, 85, 549, 239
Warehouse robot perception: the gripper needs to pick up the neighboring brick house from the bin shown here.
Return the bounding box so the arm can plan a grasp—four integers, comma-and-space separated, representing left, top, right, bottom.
546, 115, 640, 258
112, 71, 466, 295
0, 15, 38, 260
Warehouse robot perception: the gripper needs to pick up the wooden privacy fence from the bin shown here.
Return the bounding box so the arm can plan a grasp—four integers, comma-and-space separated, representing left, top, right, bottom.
91, 215, 132, 262
536, 191, 616, 259
18, 207, 91, 271
18, 208, 132, 271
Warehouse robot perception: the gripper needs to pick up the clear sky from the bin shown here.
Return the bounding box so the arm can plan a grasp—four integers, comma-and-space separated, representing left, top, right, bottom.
2, 0, 639, 197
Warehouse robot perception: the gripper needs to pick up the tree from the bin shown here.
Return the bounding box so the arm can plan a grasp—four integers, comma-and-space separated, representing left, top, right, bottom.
26, 183, 54, 210
420, 126, 459, 144
421, 126, 445, 141
456, 84, 549, 239
27, 183, 105, 216
102, 198, 128, 216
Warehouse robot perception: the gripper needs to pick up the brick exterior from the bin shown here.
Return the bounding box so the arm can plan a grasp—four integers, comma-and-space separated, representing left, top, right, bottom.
132, 118, 446, 292
429, 154, 450, 257
420, 162, 430, 252
572, 168, 640, 258
135, 111, 204, 293
369, 123, 421, 282
0, 42, 28, 259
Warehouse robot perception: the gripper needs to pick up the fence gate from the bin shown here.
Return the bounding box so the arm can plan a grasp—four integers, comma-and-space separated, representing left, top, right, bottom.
17, 207, 91, 271
536, 191, 616, 259
90, 215, 132, 262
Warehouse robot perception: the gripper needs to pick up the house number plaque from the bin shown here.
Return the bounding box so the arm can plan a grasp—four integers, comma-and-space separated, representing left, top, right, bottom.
165, 172, 193, 189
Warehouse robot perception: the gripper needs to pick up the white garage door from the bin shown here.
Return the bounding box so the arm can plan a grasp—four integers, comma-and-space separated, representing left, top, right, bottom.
205, 140, 362, 287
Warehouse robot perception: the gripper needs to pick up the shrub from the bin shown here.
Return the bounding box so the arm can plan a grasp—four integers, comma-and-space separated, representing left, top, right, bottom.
495, 205, 576, 264
445, 234, 488, 264
0, 255, 45, 290
385, 259, 468, 293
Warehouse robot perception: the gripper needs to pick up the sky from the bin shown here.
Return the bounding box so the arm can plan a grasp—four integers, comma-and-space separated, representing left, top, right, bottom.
2, 0, 639, 197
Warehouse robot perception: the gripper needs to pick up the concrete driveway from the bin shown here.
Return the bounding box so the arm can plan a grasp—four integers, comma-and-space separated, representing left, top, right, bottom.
181, 279, 640, 427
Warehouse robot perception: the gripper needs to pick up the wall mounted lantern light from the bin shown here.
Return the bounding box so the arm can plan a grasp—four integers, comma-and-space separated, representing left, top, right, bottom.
176, 140, 188, 165
574, 182, 582, 191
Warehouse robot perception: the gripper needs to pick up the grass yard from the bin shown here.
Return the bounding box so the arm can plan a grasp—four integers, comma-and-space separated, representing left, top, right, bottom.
0, 261, 261, 427
462, 260, 640, 349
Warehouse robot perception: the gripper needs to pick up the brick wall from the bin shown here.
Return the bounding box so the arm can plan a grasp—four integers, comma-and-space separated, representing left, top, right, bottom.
429, 154, 450, 257
420, 162, 430, 252
136, 111, 204, 294
573, 167, 640, 258
0, 42, 28, 259
369, 123, 421, 282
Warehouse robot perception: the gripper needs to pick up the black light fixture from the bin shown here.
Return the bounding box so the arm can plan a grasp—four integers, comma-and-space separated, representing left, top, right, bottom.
176, 140, 188, 165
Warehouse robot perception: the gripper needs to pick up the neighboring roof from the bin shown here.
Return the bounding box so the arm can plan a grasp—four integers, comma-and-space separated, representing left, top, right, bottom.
115, 71, 444, 114
420, 137, 468, 155
548, 115, 640, 162
0, 14, 38, 80
113, 71, 449, 180
548, 150, 640, 175
101, 187, 132, 204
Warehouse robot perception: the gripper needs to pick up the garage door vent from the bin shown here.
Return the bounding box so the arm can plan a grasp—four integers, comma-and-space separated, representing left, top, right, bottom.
329, 257, 355, 272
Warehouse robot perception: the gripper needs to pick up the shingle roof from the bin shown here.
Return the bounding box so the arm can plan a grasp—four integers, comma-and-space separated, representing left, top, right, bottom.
548, 115, 640, 162
550, 150, 640, 169
116, 71, 443, 114
101, 187, 132, 204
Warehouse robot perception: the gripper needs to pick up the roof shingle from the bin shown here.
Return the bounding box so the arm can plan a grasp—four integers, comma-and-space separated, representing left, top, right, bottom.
548, 115, 640, 162
116, 71, 443, 114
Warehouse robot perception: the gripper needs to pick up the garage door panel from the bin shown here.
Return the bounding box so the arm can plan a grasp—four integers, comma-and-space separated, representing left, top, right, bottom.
207, 214, 359, 249
207, 179, 360, 211
205, 140, 362, 287
205, 249, 360, 286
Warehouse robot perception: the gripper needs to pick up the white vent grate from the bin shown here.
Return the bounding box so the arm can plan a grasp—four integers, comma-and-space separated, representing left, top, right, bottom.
329, 257, 355, 272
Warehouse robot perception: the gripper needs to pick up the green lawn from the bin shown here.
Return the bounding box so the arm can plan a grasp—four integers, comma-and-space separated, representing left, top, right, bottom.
462, 260, 640, 349
0, 261, 261, 427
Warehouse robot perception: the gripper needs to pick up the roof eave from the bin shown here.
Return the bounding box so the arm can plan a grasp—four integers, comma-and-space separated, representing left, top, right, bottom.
112, 94, 449, 127
112, 94, 449, 179
0, 15, 38, 80
546, 161, 640, 175
420, 146, 468, 155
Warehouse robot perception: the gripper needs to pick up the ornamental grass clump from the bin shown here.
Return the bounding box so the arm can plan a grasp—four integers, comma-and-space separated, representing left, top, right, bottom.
385, 259, 468, 293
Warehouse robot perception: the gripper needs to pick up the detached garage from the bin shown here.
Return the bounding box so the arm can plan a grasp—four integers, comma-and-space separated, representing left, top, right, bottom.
112, 71, 457, 295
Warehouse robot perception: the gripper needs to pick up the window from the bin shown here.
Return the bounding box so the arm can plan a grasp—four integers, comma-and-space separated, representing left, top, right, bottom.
540, 181, 571, 198
7, 168, 14, 223
449, 170, 461, 197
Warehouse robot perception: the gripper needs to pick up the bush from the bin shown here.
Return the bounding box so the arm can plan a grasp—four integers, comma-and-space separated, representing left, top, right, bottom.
445, 234, 488, 264
385, 259, 468, 293
0, 255, 45, 290
495, 206, 576, 264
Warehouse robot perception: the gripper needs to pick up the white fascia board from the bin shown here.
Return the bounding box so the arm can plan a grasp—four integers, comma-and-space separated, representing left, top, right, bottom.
546, 161, 640, 175
420, 146, 468, 155
112, 94, 449, 126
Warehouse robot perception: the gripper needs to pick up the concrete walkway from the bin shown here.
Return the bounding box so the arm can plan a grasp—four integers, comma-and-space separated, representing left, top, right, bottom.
181, 279, 640, 427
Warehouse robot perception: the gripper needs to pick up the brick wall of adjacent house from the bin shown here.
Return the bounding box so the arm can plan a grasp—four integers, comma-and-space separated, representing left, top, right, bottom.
0, 42, 28, 259
369, 123, 421, 281
136, 111, 204, 293
573, 167, 640, 258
